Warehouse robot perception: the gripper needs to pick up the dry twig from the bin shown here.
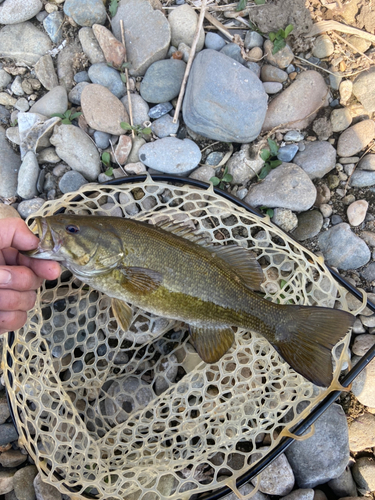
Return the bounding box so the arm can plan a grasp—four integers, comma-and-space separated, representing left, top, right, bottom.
173, 0, 207, 123
120, 19, 135, 139
330, 31, 373, 64
294, 55, 339, 76
307, 20, 375, 44
204, 11, 234, 41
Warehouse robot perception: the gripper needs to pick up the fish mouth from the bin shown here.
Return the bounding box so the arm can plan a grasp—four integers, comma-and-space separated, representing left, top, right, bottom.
26, 217, 65, 261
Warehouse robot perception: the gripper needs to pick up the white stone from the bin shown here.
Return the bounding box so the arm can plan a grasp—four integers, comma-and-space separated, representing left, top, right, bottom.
347, 199, 368, 227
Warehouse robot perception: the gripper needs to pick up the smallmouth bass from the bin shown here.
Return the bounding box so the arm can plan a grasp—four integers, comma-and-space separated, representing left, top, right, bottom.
27, 214, 354, 387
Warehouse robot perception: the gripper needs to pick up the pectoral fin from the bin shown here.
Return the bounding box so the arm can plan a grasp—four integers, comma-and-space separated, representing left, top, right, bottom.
189, 325, 235, 363
117, 266, 163, 295
112, 299, 133, 331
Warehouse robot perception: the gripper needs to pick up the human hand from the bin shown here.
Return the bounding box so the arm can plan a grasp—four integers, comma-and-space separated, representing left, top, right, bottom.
0, 217, 61, 334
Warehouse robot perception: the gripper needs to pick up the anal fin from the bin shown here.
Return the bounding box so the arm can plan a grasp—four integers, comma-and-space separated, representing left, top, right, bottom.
112, 299, 133, 331
189, 325, 235, 363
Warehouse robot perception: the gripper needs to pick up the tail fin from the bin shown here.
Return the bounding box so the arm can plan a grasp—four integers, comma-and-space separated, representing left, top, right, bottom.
271, 306, 354, 387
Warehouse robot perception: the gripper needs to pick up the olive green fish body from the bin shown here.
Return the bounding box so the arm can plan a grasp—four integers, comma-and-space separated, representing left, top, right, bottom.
28, 215, 355, 387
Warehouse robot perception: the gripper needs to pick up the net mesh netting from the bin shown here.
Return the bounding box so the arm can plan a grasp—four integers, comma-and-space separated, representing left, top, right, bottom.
3, 178, 363, 500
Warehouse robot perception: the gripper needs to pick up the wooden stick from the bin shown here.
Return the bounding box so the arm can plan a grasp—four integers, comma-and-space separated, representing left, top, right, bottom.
331, 31, 373, 64
120, 19, 135, 139
173, 0, 207, 123
294, 55, 340, 77
204, 11, 234, 41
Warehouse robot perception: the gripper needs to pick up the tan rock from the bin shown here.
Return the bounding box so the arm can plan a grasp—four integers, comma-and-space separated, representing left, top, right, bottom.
331, 108, 352, 133
347, 199, 368, 227
112, 135, 132, 165
0, 93, 16, 106
264, 39, 294, 68
0, 204, 20, 220
92, 24, 125, 68
248, 47, 263, 62
262, 71, 329, 132
337, 120, 375, 157
0, 449, 27, 468
349, 412, 375, 452
81, 84, 129, 136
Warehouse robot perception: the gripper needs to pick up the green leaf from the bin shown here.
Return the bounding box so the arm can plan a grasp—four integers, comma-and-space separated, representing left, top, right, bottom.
267, 138, 279, 156
272, 38, 286, 54
269, 32, 276, 42
260, 148, 270, 161
104, 166, 114, 177
109, 0, 118, 17
120, 73, 127, 83
222, 173, 233, 183
121, 62, 131, 69
61, 118, 71, 124
254, 0, 265, 4
269, 159, 282, 168
210, 177, 221, 186
258, 164, 272, 179
142, 127, 152, 135
101, 152, 111, 167
280, 279, 288, 289
266, 208, 274, 218
276, 29, 285, 39
50, 113, 65, 119
284, 24, 294, 37
70, 112, 82, 120
120, 121, 133, 131
236, 0, 247, 11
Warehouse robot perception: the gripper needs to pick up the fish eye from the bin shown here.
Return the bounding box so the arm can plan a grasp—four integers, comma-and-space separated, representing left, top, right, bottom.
66, 225, 80, 234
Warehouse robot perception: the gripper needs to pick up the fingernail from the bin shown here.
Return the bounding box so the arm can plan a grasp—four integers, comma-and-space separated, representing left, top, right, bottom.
0, 270, 11, 284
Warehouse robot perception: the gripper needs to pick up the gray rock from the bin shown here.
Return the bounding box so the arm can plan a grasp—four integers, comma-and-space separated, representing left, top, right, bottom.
318, 223, 371, 270
88, 63, 125, 99
6, 126, 21, 146
312, 35, 334, 58
292, 210, 323, 241
0, 22, 52, 66
11, 76, 23, 96
264, 39, 294, 68
245, 163, 317, 211
17, 198, 45, 218
112, 0, 171, 76
63, 0, 106, 27
283, 489, 314, 500
246, 61, 261, 77
358, 154, 375, 171
34, 55, 59, 91
93, 130, 111, 149
220, 43, 245, 64
0, 470, 16, 495
222, 481, 269, 500
68, 81, 90, 105
293, 141, 336, 180
189, 165, 215, 183
0, 69, 12, 90
13, 465, 38, 500
337, 120, 375, 157
205, 32, 226, 51
312, 116, 333, 141
0, 0, 42, 24
250, 450, 294, 495
74, 71, 90, 83
168, 4, 205, 53
140, 59, 186, 103
59, 170, 88, 193
0, 125, 21, 198
151, 114, 179, 138
126, 135, 146, 164
331, 214, 343, 225
37, 147, 60, 164
226, 144, 264, 183
263, 82, 283, 94
361, 262, 375, 282
352, 457, 375, 494
353, 66, 375, 114
277, 144, 299, 162
352, 334, 375, 355
183, 49, 267, 143
284, 130, 304, 142
272, 208, 298, 232
261, 65, 288, 83
348, 412, 375, 453
31, 86, 68, 117
285, 404, 349, 488
0, 424, 18, 446
206, 151, 225, 166
331, 107, 352, 132
244, 31, 264, 49
328, 468, 357, 498
121, 94, 149, 126
15, 98, 29, 112
57, 40, 82, 91
0, 393, 10, 424
17, 151, 40, 199
34, 473, 62, 500
0, 450, 27, 468
352, 355, 375, 407
50, 124, 101, 181
138, 137, 201, 175
43, 11, 64, 44
349, 170, 375, 188
78, 27, 105, 64
148, 102, 173, 119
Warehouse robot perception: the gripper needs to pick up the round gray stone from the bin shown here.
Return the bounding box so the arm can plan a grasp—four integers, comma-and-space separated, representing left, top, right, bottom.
138, 137, 201, 175
352, 457, 375, 494
0, 125, 21, 198
361, 262, 375, 282
0, 0, 42, 25
285, 403, 349, 488
353, 66, 375, 114
293, 141, 336, 180
183, 49, 267, 143
312, 35, 334, 58
78, 27, 105, 64
13, 465, 38, 500
140, 59, 186, 103
331, 107, 352, 133
121, 93, 149, 126
63, 0, 106, 27
59, 170, 88, 193
189, 165, 215, 183
263, 82, 283, 94
31, 86, 68, 117
318, 223, 371, 270
261, 64, 288, 83
349, 170, 375, 188
0, 450, 27, 468
282, 489, 314, 500
277, 144, 299, 162
0, 22, 52, 66
17, 198, 45, 218
151, 114, 179, 138
292, 210, 323, 241
327, 467, 357, 498
272, 208, 298, 232
88, 63, 125, 99
244, 31, 264, 49
93, 130, 111, 149
358, 154, 375, 171
17, 151, 40, 199
337, 119, 375, 157
34, 473, 62, 500
249, 450, 294, 495
0, 424, 18, 446
43, 11, 64, 44
0, 69, 12, 90
168, 4, 205, 53
220, 43, 246, 64
244, 163, 317, 211
205, 32, 226, 51
68, 81, 90, 105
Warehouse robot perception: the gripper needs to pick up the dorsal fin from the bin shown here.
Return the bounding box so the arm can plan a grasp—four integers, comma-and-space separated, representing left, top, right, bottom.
153, 219, 212, 246
207, 245, 264, 291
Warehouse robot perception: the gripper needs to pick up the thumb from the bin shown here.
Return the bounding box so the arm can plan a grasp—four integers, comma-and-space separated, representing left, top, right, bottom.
0, 218, 39, 251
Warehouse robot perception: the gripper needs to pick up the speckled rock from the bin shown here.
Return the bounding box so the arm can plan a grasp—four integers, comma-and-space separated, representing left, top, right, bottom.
347, 200, 368, 227
293, 141, 336, 180
337, 120, 375, 157
0, 126, 21, 198
0, 0, 42, 25
56, 39, 82, 92
31, 86, 68, 116
250, 450, 294, 495
292, 210, 323, 241
285, 404, 349, 488
348, 412, 375, 452
227, 145, 264, 182
13, 465, 38, 500
34, 473, 62, 500
64, 0, 106, 27
331, 108, 352, 132
140, 59, 186, 103
183, 49, 267, 142
81, 84, 129, 135
272, 208, 298, 232
17, 198, 45, 218
245, 163, 317, 211
78, 27, 105, 64
59, 170, 88, 193
34, 55, 59, 91
353, 67, 375, 114
358, 154, 375, 171
112, 0, 171, 76
262, 71, 329, 132
352, 457, 375, 494
168, 4, 205, 53
318, 223, 370, 270
312, 35, 334, 58
0, 22, 52, 66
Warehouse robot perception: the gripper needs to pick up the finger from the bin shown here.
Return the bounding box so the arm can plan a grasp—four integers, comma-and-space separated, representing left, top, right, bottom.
0, 290, 36, 312
0, 265, 43, 291
0, 218, 39, 252
18, 254, 61, 281
0, 311, 27, 335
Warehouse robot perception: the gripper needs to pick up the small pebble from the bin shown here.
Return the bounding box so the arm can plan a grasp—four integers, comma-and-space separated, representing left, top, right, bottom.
263, 82, 282, 94
277, 144, 299, 162
284, 130, 304, 142
347, 200, 368, 227
151, 114, 179, 138
148, 102, 173, 119
319, 204, 332, 218
59, 171, 88, 193
204, 32, 226, 51
17, 198, 45, 219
